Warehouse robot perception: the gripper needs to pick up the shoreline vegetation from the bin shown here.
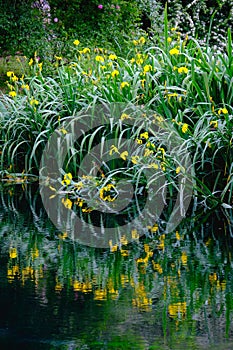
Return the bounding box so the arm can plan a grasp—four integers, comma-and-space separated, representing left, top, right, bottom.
0, 3, 232, 214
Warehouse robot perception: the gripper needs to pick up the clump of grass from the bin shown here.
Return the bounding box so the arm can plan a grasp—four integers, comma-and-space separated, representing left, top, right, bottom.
0, 17, 232, 209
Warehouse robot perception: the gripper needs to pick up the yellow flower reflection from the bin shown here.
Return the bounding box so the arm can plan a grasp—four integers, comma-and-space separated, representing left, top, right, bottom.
9, 247, 17, 259
168, 302, 186, 319
94, 288, 107, 301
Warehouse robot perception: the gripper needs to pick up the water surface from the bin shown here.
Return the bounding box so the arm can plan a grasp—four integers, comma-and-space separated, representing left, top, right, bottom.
0, 185, 233, 349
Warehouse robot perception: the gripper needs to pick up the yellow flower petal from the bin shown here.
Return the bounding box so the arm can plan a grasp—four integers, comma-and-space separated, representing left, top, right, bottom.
111, 69, 120, 78
61, 197, 72, 209
177, 66, 189, 74
9, 91, 17, 97
181, 123, 188, 133
95, 55, 104, 62
120, 151, 128, 160
169, 48, 180, 55
120, 81, 130, 89
7, 71, 14, 77
109, 54, 117, 60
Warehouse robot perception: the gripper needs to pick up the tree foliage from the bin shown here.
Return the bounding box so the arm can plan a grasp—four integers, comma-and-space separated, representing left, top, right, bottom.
0, 0, 232, 56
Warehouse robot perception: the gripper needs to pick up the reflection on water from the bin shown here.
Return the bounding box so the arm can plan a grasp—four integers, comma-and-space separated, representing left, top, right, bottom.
0, 184, 233, 349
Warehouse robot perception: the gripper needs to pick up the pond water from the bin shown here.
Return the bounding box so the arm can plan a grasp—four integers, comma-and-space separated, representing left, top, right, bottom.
1, 185, 233, 349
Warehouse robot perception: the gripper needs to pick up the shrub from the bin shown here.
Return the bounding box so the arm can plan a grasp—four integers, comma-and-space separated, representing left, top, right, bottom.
0, 0, 48, 56
163, 0, 233, 50
0, 0, 144, 61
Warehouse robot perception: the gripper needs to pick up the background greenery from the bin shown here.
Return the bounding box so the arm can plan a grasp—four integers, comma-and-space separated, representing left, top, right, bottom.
0, 1, 232, 57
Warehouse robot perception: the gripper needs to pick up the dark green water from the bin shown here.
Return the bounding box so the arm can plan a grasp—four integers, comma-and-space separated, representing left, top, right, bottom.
0, 185, 233, 349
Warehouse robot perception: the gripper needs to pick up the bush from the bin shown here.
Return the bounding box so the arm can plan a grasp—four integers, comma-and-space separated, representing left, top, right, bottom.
163, 0, 233, 50
48, 0, 142, 52
1, 0, 232, 60
0, 0, 144, 59
0, 0, 48, 56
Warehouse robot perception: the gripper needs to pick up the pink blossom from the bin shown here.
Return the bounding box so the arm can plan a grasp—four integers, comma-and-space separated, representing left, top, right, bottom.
98, 4, 103, 9
42, 4, 50, 12
54, 17, 58, 22
116, 5, 120, 9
